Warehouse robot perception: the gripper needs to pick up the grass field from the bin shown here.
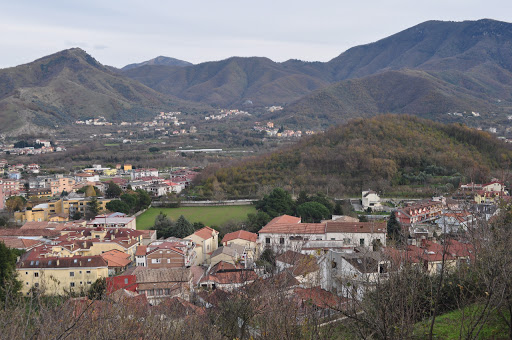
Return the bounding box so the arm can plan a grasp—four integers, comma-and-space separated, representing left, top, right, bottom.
136, 205, 257, 230
414, 305, 509, 339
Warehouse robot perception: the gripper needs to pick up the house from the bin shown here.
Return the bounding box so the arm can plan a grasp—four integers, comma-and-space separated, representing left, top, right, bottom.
87, 212, 137, 230
185, 227, 219, 265
221, 230, 259, 263
144, 240, 196, 268
128, 267, 192, 305
131, 168, 159, 180
0, 237, 43, 251
435, 211, 475, 233
209, 244, 247, 267
258, 215, 386, 253
50, 177, 76, 196
17, 255, 108, 296
74, 173, 100, 183
100, 249, 132, 276
294, 287, 346, 319
199, 261, 258, 292
276, 250, 322, 287
362, 190, 382, 211
395, 201, 443, 225
8, 171, 21, 180
324, 250, 388, 299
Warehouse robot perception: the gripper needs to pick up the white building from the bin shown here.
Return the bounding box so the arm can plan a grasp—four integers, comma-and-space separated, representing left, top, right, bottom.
362, 190, 382, 211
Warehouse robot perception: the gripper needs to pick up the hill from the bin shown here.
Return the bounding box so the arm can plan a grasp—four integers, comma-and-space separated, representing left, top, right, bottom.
121, 56, 192, 70
122, 56, 329, 107
195, 115, 512, 198
121, 19, 512, 123
0, 48, 207, 134
277, 69, 504, 128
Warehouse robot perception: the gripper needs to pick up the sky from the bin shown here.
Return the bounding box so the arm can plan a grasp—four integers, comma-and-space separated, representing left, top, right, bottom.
0, 0, 511, 69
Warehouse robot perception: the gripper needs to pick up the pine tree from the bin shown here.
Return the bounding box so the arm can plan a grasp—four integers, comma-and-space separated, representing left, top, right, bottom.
387, 212, 401, 241
174, 215, 194, 238
0, 242, 22, 303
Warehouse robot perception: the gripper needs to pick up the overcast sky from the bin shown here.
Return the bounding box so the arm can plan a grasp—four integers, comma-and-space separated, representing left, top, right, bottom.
1, 0, 511, 69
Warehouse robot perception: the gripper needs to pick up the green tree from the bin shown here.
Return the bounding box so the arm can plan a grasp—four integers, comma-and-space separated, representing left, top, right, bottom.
87, 277, 106, 300
135, 189, 151, 211
85, 197, 100, 220
121, 193, 139, 212
153, 213, 174, 239
296, 201, 330, 223
105, 200, 130, 215
245, 211, 271, 233
0, 242, 22, 304
255, 188, 295, 218
193, 222, 206, 230
309, 193, 334, 213
387, 212, 401, 241
85, 185, 96, 197
296, 191, 309, 206
174, 215, 194, 238
105, 181, 123, 198
333, 201, 344, 215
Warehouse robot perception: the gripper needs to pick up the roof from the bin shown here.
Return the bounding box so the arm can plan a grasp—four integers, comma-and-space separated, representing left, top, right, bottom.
276, 250, 310, 266
100, 249, 132, 268
131, 267, 191, 284
200, 270, 259, 285
20, 221, 68, 230
135, 245, 147, 256
192, 226, 218, 240
0, 228, 60, 238
266, 215, 301, 226
325, 221, 386, 234
211, 244, 246, 258
294, 287, 345, 309
0, 237, 42, 250
17, 256, 107, 269
259, 223, 325, 235
221, 230, 257, 244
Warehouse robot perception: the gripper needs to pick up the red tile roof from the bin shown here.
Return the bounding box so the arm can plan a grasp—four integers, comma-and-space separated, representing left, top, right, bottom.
325, 221, 386, 234
135, 245, 147, 256
17, 255, 107, 268
295, 287, 346, 309
0, 237, 42, 250
259, 223, 325, 234
267, 215, 301, 226
100, 249, 132, 268
221, 230, 257, 244
193, 226, 218, 240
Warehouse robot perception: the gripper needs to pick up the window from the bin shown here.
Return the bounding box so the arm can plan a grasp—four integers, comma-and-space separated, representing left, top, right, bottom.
80, 281, 83, 285
34, 283, 39, 288
167, 259, 170, 263
266, 238, 270, 244
331, 238, 335, 241
152, 259, 161, 264
70, 272, 75, 277
332, 261, 337, 268
87, 281, 92, 285
343, 238, 350, 245
86, 270, 91, 274
70, 282, 75, 287
279, 238, 284, 244
34, 272, 39, 277
360, 239, 365, 246
124, 278, 129, 284
79, 271, 82, 274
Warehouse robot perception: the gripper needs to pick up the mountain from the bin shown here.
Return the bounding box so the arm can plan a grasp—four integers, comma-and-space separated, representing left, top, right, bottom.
326, 19, 512, 79
195, 115, 512, 198
121, 19, 512, 121
276, 69, 504, 128
0, 48, 207, 134
121, 56, 192, 71
122, 57, 329, 107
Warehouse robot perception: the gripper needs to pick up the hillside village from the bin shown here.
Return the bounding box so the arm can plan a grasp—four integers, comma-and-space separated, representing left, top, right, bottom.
1, 151, 510, 334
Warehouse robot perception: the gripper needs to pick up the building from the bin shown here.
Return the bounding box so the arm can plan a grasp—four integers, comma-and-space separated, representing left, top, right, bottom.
17, 255, 108, 296
185, 227, 219, 265
87, 213, 136, 230
395, 201, 443, 225
131, 168, 159, 180
362, 190, 382, 211
221, 230, 259, 262
258, 215, 386, 253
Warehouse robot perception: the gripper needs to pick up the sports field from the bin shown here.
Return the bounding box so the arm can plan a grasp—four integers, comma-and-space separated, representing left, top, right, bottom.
136, 205, 257, 230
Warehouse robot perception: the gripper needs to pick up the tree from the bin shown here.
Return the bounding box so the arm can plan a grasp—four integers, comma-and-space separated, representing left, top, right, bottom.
135, 189, 151, 211
153, 213, 174, 239
121, 193, 139, 212
85, 185, 96, 197
0, 242, 22, 304
245, 211, 271, 233
87, 277, 106, 300
105, 200, 130, 215
5, 196, 26, 213
333, 201, 344, 215
387, 212, 401, 241
105, 181, 122, 198
296, 191, 309, 206
296, 202, 330, 223
255, 188, 295, 218
309, 193, 334, 213
85, 197, 100, 220
174, 215, 194, 238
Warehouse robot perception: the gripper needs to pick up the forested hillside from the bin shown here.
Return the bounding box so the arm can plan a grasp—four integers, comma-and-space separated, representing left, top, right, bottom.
195, 115, 512, 197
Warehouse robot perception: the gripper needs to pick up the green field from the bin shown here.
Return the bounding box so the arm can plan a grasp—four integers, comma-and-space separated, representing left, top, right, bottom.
136, 205, 257, 230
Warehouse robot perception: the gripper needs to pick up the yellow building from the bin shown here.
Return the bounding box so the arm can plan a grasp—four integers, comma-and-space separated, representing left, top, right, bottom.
221, 230, 259, 261
17, 256, 108, 296
50, 177, 76, 196
186, 227, 219, 265
123, 164, 132, 171
14, 198, 111, 224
